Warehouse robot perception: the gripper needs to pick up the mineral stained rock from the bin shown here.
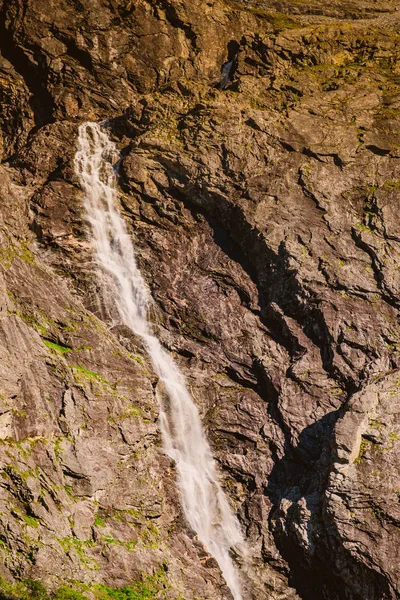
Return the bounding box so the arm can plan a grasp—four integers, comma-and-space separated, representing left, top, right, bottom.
0, 0, 399, 599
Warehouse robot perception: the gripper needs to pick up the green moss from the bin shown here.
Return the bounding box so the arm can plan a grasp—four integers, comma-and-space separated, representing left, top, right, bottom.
382, 431, 398, 451
101, 535, 137, 552
110, 352, 151, 378
57, 537, 99, 570
0, 567, 174, 600
25, 580, 50, 600
43, 340, 72, 355
94, 508, 160, 550
64, 485, 75, 498
354, 436, 370, 464
249, 97, 268, 110
232, 3, 300, 29
54, 437, 65, 461
69, 365, 110, 385
0, 245, 16, 268
130, 354, 145, 365
0, 577, 50, 600
18, 311, 47, 335
137, 520, 160, 549
22, 515, 40, 528
5, 463, 40, 482
302, 162, 314, 178
369, 418, 383, 429
12, 408, 27, 417
119, 404, 144, 420
94, 514, 106, 528
0, 579, 88, 600
53, 590, 87, 600
263, 11, 300, 30
331, 386, 345, 394
19, 245, 36, 265
94, 566, 169, 600
357, 222, 375, 234
0, 238, 37, 269
369, 505, 385, 522
6, 295, 55, 336
383, 180, 400, 191
60, 320, 79, 334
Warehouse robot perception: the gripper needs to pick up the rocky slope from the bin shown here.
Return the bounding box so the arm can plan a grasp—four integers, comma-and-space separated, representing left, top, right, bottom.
0, 0, 400, 599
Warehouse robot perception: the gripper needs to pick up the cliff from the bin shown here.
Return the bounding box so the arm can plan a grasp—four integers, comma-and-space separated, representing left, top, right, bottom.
0, 1, 399, 599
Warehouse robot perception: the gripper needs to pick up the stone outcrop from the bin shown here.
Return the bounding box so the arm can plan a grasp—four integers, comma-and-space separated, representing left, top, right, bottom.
0, 1, 399, 599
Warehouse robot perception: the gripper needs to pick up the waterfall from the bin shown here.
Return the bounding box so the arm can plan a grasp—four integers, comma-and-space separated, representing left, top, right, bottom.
74, 122, 246, 600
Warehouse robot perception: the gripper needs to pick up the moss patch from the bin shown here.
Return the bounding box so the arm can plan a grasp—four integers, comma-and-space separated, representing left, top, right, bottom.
68, 364, 110, 386
43, 340, 73, 355
22, 515, 40, 529
354, 436, 370, 464
0, 565, 174, 600
57, 537, 99, 571
93, 508, 160, 550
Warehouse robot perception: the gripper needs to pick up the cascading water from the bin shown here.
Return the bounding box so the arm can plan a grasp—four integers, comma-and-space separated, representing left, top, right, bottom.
74, 122, 247, 600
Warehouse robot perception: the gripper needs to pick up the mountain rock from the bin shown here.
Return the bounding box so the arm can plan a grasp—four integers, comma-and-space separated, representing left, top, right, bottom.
0, 1, 399, 599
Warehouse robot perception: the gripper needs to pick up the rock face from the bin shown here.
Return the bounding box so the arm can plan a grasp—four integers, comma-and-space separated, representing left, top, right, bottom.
0, 1, 400, 599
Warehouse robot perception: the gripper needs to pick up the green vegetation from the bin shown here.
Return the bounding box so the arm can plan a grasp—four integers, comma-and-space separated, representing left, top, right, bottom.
0, 238, 37, 269
118, 404, 148, 421
229, 2, 300, 29
254, 10, 300, 30
6, 296, 51, 336
93, 507, 160, 550
369, 418, 383, 430
369, 504, 386, 522
357, 222, 375, 235
69, 364, 110, 385
64, 484, 74, 497
249, 97, 268, 111
54, 589, 87, 600
289, 25, 400, 104
354, 427, 398, 462
57, 537, 99, 570
0, 578, 50, 600
383, 179, 400, 191
59, 319, 79, 334
96, 566, 170, 600
331, 386, 345, 395
0, 566, 172, 600
94, 514, 106, 528
354, 436, 370, 464
43, 340, 72, 355
22, 515, 40, 528
101, 536, 137, 552
130, 354, 145, 365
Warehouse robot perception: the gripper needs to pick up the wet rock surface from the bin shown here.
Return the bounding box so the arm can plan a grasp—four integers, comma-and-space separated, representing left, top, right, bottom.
0, 0, 400, 599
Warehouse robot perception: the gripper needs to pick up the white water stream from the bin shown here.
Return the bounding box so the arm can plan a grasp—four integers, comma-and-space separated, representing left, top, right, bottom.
74, 122, 246, 600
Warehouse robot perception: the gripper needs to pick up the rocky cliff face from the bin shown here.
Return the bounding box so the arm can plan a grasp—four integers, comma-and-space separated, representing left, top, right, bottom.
0, 1, 400, 599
